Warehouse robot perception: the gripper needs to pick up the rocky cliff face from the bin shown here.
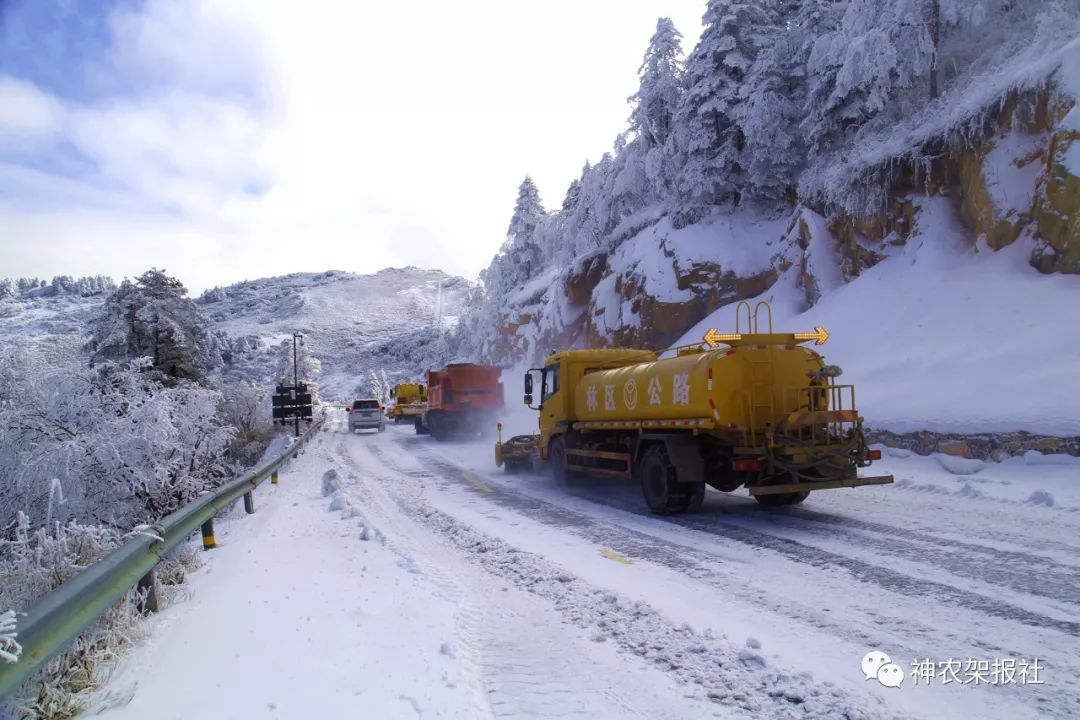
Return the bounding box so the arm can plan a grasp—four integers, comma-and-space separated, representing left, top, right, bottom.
818, 85, 1080, 282
476, 82, 1080, 372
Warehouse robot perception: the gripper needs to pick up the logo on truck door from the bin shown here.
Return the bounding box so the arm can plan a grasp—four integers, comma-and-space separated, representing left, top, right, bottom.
623, 378, 638, 410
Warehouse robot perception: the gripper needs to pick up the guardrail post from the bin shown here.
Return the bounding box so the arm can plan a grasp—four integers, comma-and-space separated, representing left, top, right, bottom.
271, 470, 279, 485
243, 490, 255, 514
136, 568, 160, 614
201, 519, 217, 550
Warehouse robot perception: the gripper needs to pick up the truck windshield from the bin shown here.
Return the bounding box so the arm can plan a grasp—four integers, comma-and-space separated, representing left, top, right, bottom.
541, 365, 559, 402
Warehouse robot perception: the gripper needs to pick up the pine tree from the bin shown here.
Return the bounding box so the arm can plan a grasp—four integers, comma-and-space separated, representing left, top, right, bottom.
742, 0, 820, 205
803, 0, 936, 157
85, 269, 212, 384
629, 18, 685, 149
507, 176, 545, 246
668, 0, 776, 223
504, 176, 547, 285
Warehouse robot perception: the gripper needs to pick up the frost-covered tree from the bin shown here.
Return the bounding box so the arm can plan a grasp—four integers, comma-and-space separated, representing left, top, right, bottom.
85, 269, 213, 384
508, 176, 545, 246
668, 0, 776, 222
742, 0, 824, 205
198, 286, 229, 303
504, 176, 547, 281
368, 369, 392, 405
629, 18, 685, 149
803, 0, 937, 156
0, 350, 233, 529
49, 275, 75, 296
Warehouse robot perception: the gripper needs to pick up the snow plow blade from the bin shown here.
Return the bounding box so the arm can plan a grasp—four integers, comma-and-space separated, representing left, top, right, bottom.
495, 434, 539, 468
748, 474, 894, 496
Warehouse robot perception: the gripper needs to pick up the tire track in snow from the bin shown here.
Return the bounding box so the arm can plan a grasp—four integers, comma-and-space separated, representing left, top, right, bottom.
329, 433, 495, 720
401, 443, 1080, 638
719, 503, 1080, 606
363, 441, 944, 669
378, 434, 1080, 719
351, 435, 900, 720
335, 434, 661, 720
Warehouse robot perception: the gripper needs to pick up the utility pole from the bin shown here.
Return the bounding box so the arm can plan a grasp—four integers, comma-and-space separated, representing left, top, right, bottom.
293, 332, 303, 438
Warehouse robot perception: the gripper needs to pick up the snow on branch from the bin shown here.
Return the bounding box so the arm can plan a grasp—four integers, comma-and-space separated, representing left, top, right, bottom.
1, 609, 22, 664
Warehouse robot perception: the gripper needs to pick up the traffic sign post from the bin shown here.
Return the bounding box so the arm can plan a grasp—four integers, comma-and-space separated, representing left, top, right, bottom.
272, 382, 314, 437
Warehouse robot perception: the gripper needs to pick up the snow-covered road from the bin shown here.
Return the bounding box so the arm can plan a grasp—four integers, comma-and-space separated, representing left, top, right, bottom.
93, 415, 1080, 720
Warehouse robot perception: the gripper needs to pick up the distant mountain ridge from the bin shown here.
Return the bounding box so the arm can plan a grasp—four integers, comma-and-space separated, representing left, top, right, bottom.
196, 267, 472, 399
0, 267, 472, 401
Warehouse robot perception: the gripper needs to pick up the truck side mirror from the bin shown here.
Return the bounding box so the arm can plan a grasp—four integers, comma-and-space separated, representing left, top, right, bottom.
524, 373, 533, 394
524, 393, 533, 405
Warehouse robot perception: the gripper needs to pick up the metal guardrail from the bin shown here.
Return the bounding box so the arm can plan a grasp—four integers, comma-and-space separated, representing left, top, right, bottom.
0, 417, 326, 698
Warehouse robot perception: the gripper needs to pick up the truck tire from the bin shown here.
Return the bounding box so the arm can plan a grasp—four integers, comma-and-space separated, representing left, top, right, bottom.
549, 437, 575, 486
753, 472, 810, 507
685, 482, 706, 511
415, 417, 428, 435
430, 413, 447, 441
638, 444, 694, 515
755, 493, 795, 507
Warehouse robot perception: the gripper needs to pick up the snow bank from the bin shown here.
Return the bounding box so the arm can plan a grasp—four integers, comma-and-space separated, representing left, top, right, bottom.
937, 456, 986, 476
321, 469, 343, 496
606, 212, 787, 305
675, 198, 1080, 435
871, 444, 1080, 511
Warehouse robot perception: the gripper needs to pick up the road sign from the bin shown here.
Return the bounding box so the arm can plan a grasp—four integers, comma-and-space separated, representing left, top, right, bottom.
703, 328, 743, 349
271, 383, 313, 425
794, 326, 830, 345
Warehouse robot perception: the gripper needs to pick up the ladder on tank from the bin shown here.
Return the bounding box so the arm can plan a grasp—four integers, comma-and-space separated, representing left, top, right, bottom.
736, 301, 776, 448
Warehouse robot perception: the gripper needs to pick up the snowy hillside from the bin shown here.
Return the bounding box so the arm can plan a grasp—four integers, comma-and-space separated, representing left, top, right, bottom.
674, 198, 1080, 436
451, 4, 1080, 439
0, 294, 100, 348
197, 268, 472, 400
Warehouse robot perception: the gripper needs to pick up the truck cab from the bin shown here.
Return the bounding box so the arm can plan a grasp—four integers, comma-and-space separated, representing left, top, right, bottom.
525, 349, 657, 460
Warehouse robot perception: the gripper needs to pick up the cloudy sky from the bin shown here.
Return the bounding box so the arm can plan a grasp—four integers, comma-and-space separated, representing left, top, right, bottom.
0, 0, 705, 294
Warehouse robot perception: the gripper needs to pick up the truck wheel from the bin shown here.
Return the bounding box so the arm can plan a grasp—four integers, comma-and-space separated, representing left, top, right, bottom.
638, 444, 690, 515
430, 414, 447, 441
549, 437, 575, 486
753, 474, 810, 507
415, 417, 427, 435
684, 482, 706, 512
755, 492, 794, 507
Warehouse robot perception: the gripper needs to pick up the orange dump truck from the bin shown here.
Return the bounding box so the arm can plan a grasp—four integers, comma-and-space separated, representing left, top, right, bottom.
415, 363, 504, 440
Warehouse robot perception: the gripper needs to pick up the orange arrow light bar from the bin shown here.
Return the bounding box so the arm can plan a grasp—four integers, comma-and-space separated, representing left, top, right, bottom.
703, 328, 742, 348
794, 326, 830, 345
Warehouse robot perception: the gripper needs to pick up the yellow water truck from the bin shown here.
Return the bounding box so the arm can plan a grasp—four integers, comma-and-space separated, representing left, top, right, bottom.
495, 301, 892, 513
386, 382, 427, 423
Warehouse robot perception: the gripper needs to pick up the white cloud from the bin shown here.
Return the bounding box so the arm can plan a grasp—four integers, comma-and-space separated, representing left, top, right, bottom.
0, 75, 65, 143
1, 0, 706, 293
